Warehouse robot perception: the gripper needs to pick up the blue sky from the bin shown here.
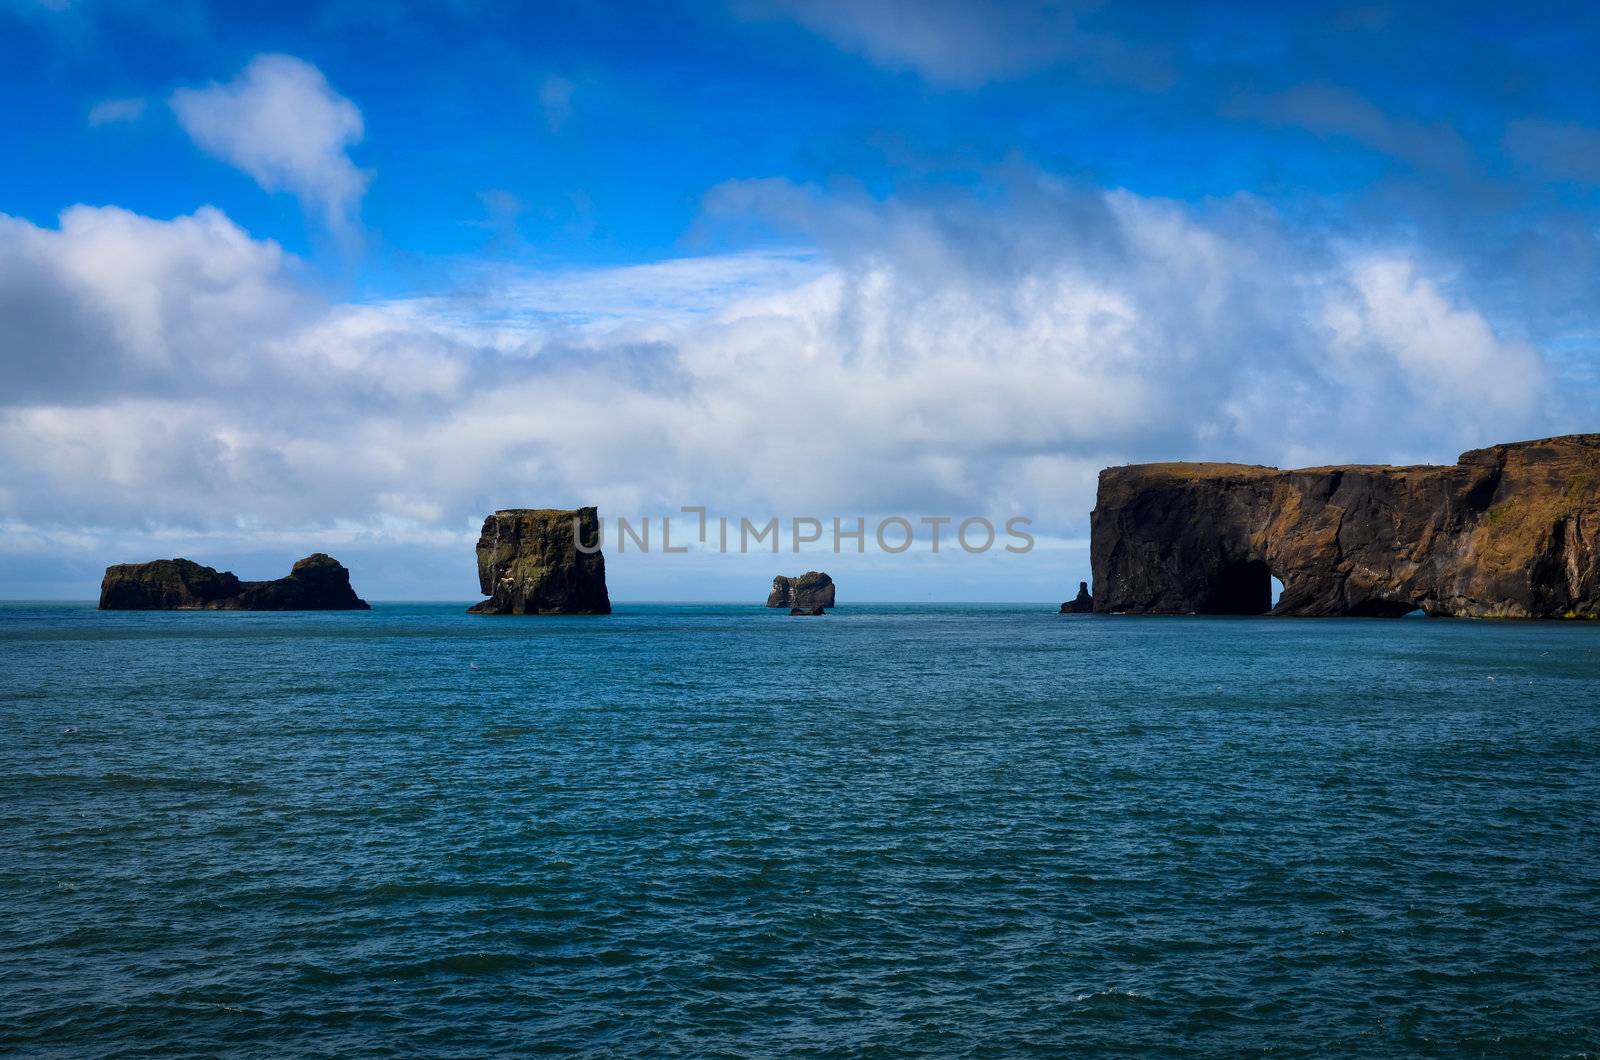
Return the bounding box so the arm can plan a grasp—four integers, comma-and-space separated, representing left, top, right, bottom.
2, 0, 1599, 600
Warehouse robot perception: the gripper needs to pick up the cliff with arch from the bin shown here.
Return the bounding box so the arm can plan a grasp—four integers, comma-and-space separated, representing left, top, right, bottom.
1090, 435, 1600, 618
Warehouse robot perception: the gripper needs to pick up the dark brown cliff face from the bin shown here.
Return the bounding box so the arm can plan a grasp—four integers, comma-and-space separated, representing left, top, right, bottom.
99, 553, 369, 610
767, 572, 835, 609
468, 507, 611, 615
1091, 435, 1600, 618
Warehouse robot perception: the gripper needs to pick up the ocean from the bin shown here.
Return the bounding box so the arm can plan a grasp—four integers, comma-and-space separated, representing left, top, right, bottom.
2, 602, 1598, 1056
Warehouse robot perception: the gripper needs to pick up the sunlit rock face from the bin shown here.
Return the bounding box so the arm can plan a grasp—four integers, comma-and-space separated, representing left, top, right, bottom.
98, 553, 370, 610
468, 507, 611, 615
1091, 435, 1600, 618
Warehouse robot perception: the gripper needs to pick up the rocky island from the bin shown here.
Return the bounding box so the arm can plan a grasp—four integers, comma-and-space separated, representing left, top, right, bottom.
767, 572, 835, 611
98, 553, 370, 610
469, 507, 611, 615
1091, 434, 1600, 618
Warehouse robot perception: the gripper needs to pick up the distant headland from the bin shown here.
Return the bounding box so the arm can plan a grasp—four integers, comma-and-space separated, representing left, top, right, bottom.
1092, 434, 1600, 618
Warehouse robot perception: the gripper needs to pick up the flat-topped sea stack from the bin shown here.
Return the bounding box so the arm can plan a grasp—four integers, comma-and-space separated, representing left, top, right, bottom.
767, 571, 835, 610
1060, 581, 1093, 613
1091, 434, 1600, 618
99, 553, 370, 610
469, 507, 611, 615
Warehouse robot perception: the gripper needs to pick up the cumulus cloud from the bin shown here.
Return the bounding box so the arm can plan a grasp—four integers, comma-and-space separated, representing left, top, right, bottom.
170, 54, 369, 238
0, 205, 303, 405
1322, 256, 1542, 418
0, 176, 1555, 582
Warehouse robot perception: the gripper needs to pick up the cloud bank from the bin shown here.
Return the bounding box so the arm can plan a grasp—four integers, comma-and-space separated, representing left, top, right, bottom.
0, 169, 1557, 596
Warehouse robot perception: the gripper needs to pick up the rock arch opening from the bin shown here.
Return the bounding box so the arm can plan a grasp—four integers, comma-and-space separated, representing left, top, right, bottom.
1200, 558, 1274, 615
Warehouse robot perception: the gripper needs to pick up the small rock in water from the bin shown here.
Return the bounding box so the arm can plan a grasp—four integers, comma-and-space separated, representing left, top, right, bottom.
769, 572, 835, 610
1059, 581, 1094, 614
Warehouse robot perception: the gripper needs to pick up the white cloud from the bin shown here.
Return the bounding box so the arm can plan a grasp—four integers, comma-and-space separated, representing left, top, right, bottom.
86, 96, 146, 126
1322, 255, 1542, 418
0, 180, 1560, 597
0, 204, 303, 403
170, 54, 369, 238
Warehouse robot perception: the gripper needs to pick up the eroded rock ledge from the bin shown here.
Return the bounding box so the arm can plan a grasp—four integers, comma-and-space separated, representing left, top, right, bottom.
99, 554, 370, 610
469, 507, 611, 615
1091, 434, 1600, 618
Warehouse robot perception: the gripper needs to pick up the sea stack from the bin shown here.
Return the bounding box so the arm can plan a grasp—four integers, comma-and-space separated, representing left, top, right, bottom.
1091, 434, 1600, 618
468, 507, 611, 615
767, 571, 835, 610
98, 553, 370, 610
1059, 582, 1093, 613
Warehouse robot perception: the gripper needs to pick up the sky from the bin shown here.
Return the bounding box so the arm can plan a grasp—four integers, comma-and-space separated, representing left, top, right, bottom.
2, 0, 1599, 601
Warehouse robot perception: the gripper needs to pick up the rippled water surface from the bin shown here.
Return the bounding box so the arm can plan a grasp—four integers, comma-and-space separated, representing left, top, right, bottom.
3, 602, 1599, 1057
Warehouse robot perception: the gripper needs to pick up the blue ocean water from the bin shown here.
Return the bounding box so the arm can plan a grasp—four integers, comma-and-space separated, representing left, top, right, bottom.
2, 602, 1598, 1057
